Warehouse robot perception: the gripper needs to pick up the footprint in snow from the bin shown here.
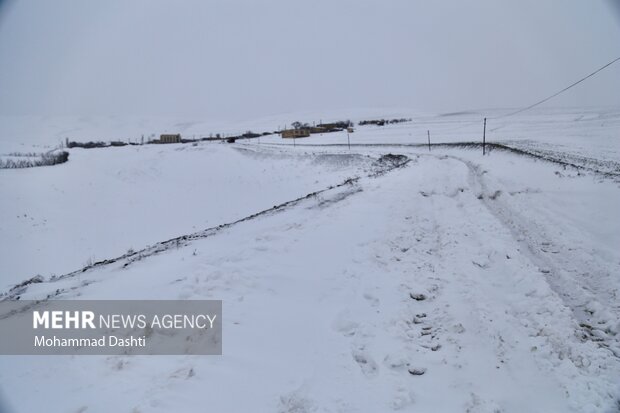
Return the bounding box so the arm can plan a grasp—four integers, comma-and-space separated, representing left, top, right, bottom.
391, 387, 415, 410
352, 349, 379, 377
410, 293, 427, 301
383, 353, 409, 370
278, 392, 315, 413
332, 311, 359, 337
363, 292, 380, 307
452, 323, 466, 334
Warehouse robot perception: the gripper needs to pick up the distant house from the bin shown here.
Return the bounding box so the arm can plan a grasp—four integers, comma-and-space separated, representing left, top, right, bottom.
316, 121, 350, 131
160, 134, 181, 144
309, 126, 326, 134
281, 129, 310, 139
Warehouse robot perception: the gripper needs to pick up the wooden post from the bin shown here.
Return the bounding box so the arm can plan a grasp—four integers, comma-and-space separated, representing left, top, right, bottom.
482, 118, 487, 155
347, 131, 351, 150
427, 130, 431, 152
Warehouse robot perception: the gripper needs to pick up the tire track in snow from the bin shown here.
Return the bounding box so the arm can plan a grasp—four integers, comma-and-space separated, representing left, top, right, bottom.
456, 156, 620, 359
397, 155, 619, 409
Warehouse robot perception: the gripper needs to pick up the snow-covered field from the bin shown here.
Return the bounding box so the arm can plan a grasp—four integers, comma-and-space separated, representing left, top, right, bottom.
0, 143, 372, 289
0, 108, 619, 412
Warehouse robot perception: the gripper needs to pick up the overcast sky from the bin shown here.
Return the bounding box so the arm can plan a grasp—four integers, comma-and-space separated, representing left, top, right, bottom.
0, 0, 619, 120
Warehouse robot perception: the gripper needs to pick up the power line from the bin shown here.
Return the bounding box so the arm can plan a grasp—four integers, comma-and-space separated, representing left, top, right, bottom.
428, 57, 620, 137
494, 56, 620, 119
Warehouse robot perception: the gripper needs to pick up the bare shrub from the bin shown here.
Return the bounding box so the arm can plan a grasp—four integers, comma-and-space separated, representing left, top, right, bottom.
0, 151, 69, 169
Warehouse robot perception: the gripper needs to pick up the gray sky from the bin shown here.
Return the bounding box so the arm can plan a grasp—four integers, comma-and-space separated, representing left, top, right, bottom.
0, 0, 619, 119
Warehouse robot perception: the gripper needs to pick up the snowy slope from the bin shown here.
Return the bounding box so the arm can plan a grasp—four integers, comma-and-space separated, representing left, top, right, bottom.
0, 143, 372, 289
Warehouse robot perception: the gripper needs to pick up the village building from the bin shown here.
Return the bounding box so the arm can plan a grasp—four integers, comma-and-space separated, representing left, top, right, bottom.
160, 134, 181, 143
281, 129, 310, 139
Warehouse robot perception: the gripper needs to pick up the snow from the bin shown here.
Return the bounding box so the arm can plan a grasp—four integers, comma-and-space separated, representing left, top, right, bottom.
0, 144, 371, 289
1, 108, 619, 412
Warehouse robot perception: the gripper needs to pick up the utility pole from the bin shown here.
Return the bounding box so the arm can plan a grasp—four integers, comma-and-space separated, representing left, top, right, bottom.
347, 131, 351, 150
427, 130, 431, 152
482, 118, 487, 155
